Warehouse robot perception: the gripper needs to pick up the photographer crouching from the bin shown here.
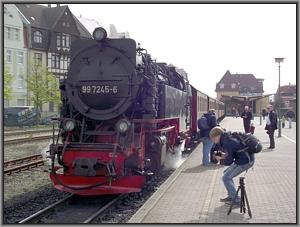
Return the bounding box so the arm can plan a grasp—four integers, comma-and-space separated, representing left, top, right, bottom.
209, 126, 255, 206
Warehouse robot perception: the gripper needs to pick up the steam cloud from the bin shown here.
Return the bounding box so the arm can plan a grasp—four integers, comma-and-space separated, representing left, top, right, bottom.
163, 140, 186, 170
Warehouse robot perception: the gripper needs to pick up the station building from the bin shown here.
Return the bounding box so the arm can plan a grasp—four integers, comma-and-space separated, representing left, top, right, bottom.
215, 70, 270, 115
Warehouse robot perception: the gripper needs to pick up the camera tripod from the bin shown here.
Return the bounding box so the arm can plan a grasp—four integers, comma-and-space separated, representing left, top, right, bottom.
227, 177, 252, 218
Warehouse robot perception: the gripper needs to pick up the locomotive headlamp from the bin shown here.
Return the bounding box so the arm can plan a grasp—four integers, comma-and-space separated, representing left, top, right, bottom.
63, 119, 76, 132
93, 27, 107, 41
116, 119, 131, 133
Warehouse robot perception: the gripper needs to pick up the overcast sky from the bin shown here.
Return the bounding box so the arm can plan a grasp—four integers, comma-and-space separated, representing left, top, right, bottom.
67, 4, 296, 98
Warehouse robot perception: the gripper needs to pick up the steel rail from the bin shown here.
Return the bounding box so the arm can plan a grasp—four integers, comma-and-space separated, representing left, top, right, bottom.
82, 195, 124, 223
4, 160, 45, 175
18, 195, 74, 223
4, 129, 55, 137
18, 194, 122, 224
4, 135, 56, 145
4, 154, 43, 168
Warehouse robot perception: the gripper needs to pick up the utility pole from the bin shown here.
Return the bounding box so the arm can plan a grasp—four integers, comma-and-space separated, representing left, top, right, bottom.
274, 57, 284, 137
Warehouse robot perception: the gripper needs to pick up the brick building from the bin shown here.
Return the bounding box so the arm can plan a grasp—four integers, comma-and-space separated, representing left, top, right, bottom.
215, 70, 269, 115
276, 83, 296, 116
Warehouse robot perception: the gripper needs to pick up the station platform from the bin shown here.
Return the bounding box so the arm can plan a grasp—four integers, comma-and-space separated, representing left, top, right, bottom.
128, 117, 296, 223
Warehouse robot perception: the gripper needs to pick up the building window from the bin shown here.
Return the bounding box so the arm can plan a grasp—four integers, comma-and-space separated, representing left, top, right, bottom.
56, 34, 61, 47
231, 83, 236, 89
17, 51, 24, 64
6, 49, 12, 63
219, 83, 224, 89
66, 22, 70, 27
5, 27, 20, 40
5, 27, 11, 40
61, 33, 71, 48
66, 35, 70, 48
56, 33, 71, 48
62, 34, 66, 47
33, 31, 42, 43
14, 28, 20, 40
17, 99, 25, 106
17, 75, 24, 88
51, 54, 60, 68
62, 22, 66, 27
34, 53, 42, 65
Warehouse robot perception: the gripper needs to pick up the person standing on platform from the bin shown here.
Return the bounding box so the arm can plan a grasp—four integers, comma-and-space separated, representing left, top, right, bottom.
265, 105, 277, 149
241, 106, 253, 133
285, 108, 295, 129
281, 116, 286, 128
198, 109, 217, 166
235, 109, 239, 118
231, 107, 236, 118
262, 108, 267, 120
209, 127, 255, 205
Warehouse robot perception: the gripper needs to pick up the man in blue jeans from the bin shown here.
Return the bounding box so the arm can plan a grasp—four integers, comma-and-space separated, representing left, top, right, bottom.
209, 127, 254, 206
199, 109, 217, 166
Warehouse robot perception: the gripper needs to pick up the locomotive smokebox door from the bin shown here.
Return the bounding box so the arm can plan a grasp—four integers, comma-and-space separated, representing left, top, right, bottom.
66, 38, 139, 121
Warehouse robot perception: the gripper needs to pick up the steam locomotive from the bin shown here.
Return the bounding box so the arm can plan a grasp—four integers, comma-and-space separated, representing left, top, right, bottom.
48, 27, 225, 196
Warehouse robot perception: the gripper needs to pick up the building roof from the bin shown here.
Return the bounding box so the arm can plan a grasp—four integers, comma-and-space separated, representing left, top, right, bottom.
215, 70, 264, 94
277, 84, 296, 95
16, 4, 91, 38
16, 4, 49, 29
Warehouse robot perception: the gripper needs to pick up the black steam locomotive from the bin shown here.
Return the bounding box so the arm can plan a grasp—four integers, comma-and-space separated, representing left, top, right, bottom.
49, 27, 192, 195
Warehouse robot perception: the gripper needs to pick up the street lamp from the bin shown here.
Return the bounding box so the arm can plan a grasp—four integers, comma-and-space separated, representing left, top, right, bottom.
274, 57, 284, 137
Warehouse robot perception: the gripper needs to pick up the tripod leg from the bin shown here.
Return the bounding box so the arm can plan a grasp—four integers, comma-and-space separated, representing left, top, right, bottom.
240, 187, 244, 213
227, 186, 240, 216
243, 189, 252, 218
242, 191, 246, 213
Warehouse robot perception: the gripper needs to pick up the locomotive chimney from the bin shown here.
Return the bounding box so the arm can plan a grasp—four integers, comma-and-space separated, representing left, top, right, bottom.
57, 4, 60, 7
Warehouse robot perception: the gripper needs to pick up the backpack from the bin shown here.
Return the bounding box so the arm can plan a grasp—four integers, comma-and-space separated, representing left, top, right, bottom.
198, 115, 210, 130
230, 132, 262, 154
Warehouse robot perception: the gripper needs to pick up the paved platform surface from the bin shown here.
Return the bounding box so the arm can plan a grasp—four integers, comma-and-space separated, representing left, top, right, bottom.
128, 117, 296, 223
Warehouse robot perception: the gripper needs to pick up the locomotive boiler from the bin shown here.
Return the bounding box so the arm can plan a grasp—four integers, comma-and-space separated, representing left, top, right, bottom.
48, 27, 191, 195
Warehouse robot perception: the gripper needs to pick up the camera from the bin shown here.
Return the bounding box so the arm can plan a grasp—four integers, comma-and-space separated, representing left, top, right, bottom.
214, 151, 223, 157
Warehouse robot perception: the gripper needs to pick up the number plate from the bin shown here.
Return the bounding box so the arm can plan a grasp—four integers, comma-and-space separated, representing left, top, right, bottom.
80, 85, 118, 94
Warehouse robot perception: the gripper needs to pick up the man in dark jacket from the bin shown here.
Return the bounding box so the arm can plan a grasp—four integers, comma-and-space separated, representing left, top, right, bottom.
262, 108, 267, 120
285, 108, 295, 129
241, 106, 253, 133
200, 109, 217, 166
209, 126, 254, 205
264, 105, 277, 149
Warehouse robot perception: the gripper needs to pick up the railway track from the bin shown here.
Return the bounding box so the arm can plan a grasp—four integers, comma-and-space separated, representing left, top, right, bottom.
4, 128, 55, 137
4, 135, 56, 145
4, 154, 45, 175
18, 194, 123, 223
